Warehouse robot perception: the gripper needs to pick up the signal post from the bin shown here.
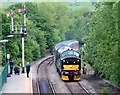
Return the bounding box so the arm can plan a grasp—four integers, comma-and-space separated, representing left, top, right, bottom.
16, 6, 27, 73
6, 5, 27, 73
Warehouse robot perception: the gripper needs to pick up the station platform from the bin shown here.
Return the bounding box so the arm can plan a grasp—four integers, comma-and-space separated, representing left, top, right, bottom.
0, 73, 33, 94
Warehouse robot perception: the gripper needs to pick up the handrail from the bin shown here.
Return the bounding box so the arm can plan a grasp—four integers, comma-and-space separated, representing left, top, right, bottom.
0, 64, 8, 91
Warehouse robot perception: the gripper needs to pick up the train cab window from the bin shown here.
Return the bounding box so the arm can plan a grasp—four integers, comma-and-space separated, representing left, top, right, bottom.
61, 50, 80, 58
61, 52, 67, 58
74, 51, 79, 57
67, 51, 74, 56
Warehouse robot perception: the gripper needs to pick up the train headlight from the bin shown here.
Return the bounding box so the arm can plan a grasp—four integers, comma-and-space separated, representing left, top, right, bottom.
63, 60, 65, 62
77, 60, 79, 62
67, 62, 69, 64
70, 65, 72, 68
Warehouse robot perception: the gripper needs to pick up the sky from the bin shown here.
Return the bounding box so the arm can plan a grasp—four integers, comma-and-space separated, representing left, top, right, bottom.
0, 0, 119, 8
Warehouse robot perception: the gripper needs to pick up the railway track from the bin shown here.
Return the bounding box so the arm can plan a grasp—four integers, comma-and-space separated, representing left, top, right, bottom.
77, 82, 92, 95
32, 55, 94, 94
37, 56, 54, 74
37, 56, 55, 94
65, 82, 92, 95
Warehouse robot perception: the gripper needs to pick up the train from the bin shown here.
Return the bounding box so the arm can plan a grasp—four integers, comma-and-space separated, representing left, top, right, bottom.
54, 40, 81, 81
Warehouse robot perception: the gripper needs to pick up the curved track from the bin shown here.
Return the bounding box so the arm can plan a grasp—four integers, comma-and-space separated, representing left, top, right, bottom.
32, 55, 93, 94
37, 56, 55, 94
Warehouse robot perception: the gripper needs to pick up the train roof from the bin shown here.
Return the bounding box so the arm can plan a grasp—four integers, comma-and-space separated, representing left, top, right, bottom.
58, 46, 72, 54
55, 40, 78, 50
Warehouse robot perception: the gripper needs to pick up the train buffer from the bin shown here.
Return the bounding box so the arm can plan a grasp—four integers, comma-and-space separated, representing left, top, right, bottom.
0, 73, 33, 94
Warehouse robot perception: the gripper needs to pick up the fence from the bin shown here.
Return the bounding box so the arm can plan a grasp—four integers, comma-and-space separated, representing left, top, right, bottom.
0, 64, 8, 91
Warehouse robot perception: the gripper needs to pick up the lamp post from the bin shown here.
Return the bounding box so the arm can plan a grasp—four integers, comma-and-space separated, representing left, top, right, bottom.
0, 40, 8, 65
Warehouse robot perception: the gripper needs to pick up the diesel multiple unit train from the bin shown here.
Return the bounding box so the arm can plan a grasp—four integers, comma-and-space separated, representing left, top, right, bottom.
54, 40, 81, 81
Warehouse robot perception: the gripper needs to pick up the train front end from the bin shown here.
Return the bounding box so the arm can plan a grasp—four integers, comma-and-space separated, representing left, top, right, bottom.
60, 50, 81, 81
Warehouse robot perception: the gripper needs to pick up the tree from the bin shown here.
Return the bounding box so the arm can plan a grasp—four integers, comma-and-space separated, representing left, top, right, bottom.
84, 2, 120, 86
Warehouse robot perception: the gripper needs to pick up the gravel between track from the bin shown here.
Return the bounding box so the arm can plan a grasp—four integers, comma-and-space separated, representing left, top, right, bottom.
47, 61, 71, 93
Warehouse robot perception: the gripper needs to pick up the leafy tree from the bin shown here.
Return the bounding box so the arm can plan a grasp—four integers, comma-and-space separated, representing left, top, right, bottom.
66, 7, 92, 41
34, 29, 46, 57
84, 2, 120, 86
1, 2, 72, 65
25, 36, 41, 62
0, 8, 3, 65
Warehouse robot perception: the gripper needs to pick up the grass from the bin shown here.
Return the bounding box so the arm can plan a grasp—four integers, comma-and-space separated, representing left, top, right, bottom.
81, 59, 95, 74
100, 87, 109, 95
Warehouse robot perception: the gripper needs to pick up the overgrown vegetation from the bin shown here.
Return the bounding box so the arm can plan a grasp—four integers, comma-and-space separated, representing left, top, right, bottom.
84, 2, 120, 86
1, 2, 72, 65
100, 87, 109, 95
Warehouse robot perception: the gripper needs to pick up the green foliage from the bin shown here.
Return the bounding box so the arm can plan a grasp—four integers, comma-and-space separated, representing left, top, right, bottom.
34, 29, 46, 57
0, 50, 3, 65
65, 7, 92, 41
84, 2, 120, 86
1, 2, 72, 65
25, 36, 41, 61
0, 9, 2, 65
100, 87, 109, 95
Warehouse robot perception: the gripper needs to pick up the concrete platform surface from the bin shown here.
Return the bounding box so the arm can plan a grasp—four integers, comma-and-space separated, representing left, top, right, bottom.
1, 73, 32, 94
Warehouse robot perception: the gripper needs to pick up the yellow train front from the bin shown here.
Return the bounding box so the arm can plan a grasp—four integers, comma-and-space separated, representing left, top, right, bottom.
55, 47, 81, 81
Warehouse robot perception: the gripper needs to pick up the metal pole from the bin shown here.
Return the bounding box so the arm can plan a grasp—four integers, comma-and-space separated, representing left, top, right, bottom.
21, 26, 25, 73
4, 43, 6, 65
22, 34, 25, 73
21, 5, 26, 73
11, 10, 14, 33
24, 5, 26, 32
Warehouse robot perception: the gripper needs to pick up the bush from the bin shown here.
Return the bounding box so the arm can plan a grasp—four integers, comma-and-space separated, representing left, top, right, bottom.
100, 87, 109, 95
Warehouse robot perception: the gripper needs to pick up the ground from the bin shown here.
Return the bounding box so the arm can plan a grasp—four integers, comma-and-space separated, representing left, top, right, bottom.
82, 65, 120, 94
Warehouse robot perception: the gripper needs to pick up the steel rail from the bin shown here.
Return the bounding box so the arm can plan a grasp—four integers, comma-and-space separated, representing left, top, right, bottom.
65, 83, 74, 95
47, 58, 54, 66
36, 55, 55, 94
37, 55, 54, 74
77, 82, 92, 95
45, 58, 56, 94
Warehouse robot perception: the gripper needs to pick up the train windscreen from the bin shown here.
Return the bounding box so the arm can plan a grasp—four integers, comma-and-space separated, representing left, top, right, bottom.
61, 50, 79, 58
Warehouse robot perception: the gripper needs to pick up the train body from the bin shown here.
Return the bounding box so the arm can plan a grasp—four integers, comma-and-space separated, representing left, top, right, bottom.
54, 40, 81, 81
